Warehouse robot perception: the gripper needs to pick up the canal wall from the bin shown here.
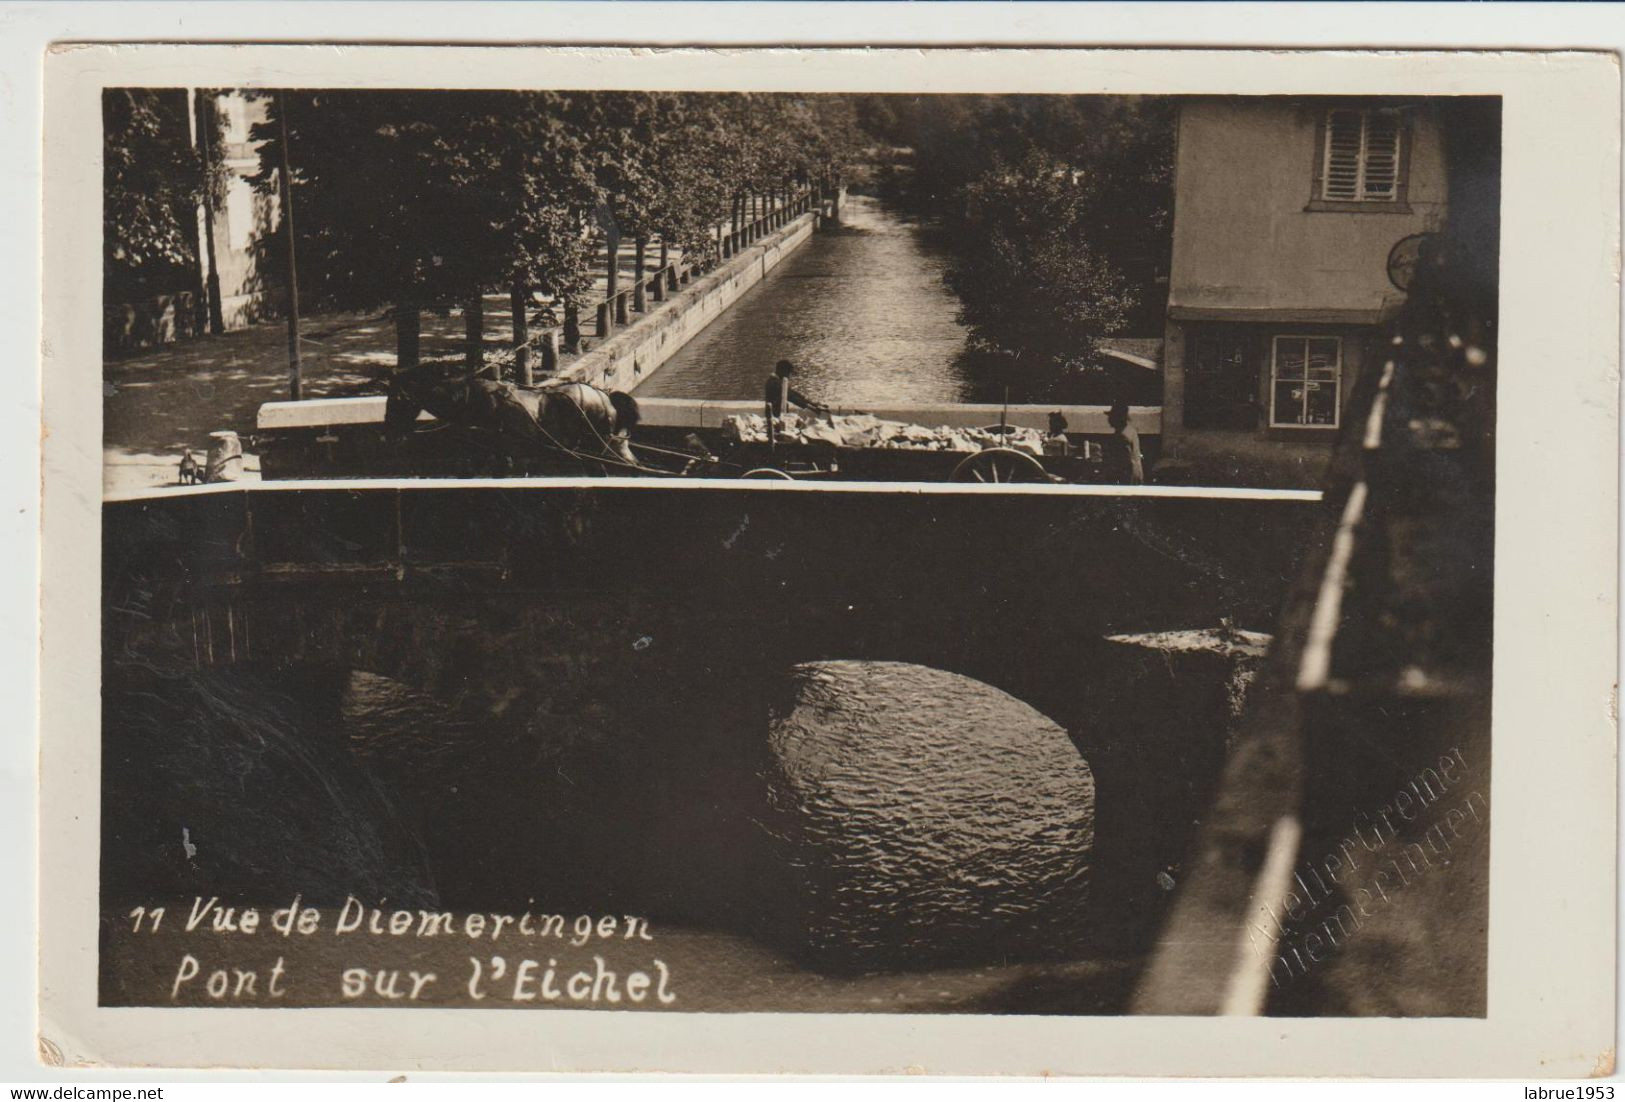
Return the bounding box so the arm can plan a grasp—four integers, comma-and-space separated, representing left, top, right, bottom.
562, 213, 817, 396
254, 210, 817, 439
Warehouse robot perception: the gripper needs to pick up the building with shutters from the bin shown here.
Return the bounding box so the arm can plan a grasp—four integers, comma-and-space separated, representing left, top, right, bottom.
1157, 98, 1450, 487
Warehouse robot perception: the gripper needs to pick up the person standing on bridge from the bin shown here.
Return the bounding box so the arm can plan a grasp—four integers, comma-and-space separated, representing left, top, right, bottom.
764, 359, 828, 446
1102, 400, 1144, 485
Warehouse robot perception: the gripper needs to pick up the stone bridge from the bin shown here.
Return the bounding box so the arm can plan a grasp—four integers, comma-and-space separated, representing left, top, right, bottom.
106, 481, 1316, 741
102, 480, 1322, 967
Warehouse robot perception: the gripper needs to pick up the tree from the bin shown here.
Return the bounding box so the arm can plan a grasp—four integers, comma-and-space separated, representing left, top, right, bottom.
252, 91, 604, 370
635, 94, 733, 272
861, 93, 1175, 386
946, 149, 1140, 394
245, 90, 868, 374
103, 89, 204, 306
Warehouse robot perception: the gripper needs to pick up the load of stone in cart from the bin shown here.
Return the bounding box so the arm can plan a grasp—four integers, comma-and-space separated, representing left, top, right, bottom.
720, 412, 1048, 456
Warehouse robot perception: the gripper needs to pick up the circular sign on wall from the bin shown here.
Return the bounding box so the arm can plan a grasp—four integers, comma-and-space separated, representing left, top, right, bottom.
1387, 232, 1439, 293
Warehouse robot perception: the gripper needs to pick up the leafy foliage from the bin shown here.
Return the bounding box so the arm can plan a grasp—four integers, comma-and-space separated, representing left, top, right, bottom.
103, 89, 206, 298
859, 94, 1175, 389
947, 150, 1140, 383
247, 91, 864, 320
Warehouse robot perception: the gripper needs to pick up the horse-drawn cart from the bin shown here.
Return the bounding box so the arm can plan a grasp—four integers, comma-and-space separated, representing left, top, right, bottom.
706, 440, 1096, 483
681, 412, 1104, 484
253, 372, 1120, 484
377, 406, 1106, 484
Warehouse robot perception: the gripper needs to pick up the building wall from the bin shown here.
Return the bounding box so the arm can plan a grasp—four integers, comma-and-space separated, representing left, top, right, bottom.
200, 92, 280, 330
1167, 98, 1448, 321
1160, 99, 1449, 487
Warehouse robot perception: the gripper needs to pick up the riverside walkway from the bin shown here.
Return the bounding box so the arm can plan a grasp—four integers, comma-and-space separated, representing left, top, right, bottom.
103, 192, 816, 492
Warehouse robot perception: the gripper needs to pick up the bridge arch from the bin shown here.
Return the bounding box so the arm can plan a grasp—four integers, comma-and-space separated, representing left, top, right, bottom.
103, 481, 1317, 961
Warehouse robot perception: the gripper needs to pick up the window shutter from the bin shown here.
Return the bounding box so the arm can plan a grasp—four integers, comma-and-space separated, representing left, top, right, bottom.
1322, 110, 1364, 201
1361, 111, 1401, 200
1321, 107, 1404, 202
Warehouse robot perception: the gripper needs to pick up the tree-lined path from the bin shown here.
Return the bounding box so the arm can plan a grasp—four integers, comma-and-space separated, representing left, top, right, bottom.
103, 191, 809, 490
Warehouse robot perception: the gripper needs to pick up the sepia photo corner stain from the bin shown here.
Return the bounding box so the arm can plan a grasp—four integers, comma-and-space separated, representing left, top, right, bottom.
37, 1034, 65, 1068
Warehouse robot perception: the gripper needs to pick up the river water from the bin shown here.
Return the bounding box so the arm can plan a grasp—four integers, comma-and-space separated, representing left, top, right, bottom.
633, 193, 975, 406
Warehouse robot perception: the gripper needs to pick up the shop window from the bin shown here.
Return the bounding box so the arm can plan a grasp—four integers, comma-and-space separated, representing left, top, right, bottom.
1185, 334, 1259, 430
1270, 336, 1342, 428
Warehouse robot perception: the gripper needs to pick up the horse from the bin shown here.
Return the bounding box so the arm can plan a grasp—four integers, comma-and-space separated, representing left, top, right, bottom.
532, 380, 642, 467
383, 362, 642, 473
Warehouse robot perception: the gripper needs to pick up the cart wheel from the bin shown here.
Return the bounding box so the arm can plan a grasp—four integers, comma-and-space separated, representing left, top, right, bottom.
742, 468, 795, 480
950, 447, 1051, 484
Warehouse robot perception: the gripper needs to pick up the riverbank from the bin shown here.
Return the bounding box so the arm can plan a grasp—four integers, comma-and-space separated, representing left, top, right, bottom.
635, 192, 976, 406
102, 201, 819, 493
639, 190, 1165, 411
575, 212, 816, 395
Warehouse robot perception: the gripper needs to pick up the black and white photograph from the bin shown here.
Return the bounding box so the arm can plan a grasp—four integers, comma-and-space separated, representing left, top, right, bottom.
28, 36, 1617, 1079
96, 79, 1499, 1015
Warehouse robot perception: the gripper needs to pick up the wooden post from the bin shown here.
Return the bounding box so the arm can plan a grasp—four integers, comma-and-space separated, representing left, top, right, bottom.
465, 291, 484, 374
563, 301, 580, 352
633, 236, 648, 313
604, 218, 621, 334
396, 300, 420, 370
276, 92, 302, 401
540, 329, 559, 376
510, 279, 531, 386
